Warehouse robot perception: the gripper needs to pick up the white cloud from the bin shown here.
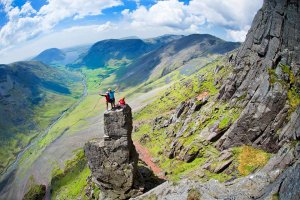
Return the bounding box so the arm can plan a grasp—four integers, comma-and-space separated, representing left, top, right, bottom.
123, 0, 262, 41
0, 0, 12, 12
227, 25, 251, 42
96, 21, 116, 32
0, 0, 122, 49
123, 0, 205, 32
188, 0, 261, 29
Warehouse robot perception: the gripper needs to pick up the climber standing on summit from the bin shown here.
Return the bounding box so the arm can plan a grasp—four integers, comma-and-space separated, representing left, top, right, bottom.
99, 91, 110, 111
108, 88, 117, 109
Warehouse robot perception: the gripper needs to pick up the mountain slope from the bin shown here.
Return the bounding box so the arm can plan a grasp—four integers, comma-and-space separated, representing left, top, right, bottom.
32, 45, 91, 65
32, 48, 66, 65
117, 34, 240, 87
70, 35, 184, 69
0, 61, 83, 175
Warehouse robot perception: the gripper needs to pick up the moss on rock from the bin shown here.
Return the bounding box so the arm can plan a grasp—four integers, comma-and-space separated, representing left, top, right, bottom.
23, 184, 46, 200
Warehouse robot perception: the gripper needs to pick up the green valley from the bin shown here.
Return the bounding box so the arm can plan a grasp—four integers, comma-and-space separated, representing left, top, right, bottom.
0, 61, 83, 176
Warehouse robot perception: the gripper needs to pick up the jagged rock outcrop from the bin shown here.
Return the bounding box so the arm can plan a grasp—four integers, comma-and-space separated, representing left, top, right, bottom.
217, 0, 300, 152
132, 143, 300, 200
85, 105, 143, 200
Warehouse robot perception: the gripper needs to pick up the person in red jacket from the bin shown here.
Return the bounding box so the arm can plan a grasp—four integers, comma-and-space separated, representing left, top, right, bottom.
114, 97, 126, 109
99, 92, 110, 110
118, 97, 126, 107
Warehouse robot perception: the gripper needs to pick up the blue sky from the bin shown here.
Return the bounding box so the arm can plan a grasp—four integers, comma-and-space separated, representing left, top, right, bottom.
0, 0, 263, 63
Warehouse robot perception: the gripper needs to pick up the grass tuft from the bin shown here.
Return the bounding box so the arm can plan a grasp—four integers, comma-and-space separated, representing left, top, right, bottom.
187, 188, 201, 200
233, 145, 270, 176
51, 149, 91, 199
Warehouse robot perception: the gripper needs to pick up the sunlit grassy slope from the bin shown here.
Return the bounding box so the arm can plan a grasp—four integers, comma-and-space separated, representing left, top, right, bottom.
45, 56, 231, 198
51, 149, 95, 200
132, 55, 271, 182
0, 62, 83, 175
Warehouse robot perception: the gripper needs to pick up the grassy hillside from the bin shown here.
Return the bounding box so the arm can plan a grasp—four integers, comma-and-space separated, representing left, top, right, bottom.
101, 34, 240, 89
50, 149, 93, 200
0, 61, 83, 175
71, 35, 183, 69
132, 54, 270, 182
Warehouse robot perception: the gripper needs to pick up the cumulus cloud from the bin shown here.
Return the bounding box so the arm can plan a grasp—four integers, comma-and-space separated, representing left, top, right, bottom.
188, 0, 261, 29
0, 0, 12, 12
123, 0, 205, 32
227, 25, 251, 42
0, 0, 122, 48
123, 0, 262, 41
96, 21, 116, 32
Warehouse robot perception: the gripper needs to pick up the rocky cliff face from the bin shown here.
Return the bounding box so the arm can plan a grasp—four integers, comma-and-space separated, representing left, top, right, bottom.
217, 0, 300, 152
132, 143, 300, 200
130, 0, 300, 199
85, 105, 143, 200
134, 164, 300, 200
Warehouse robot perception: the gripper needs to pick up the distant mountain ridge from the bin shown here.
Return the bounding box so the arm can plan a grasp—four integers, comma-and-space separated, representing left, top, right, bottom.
31, 45, 90, 65
72, 39, 153, 68
71, 35, 184, 69
118, 34, 240, 87
62, 34, 239, 89
32, 48, 65, 64
31, 34, 238, 71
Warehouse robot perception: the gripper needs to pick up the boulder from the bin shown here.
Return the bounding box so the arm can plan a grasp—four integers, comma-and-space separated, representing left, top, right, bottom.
213, 159, 233, 174
278, 162, 300, 200
85, 105, 143, 200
